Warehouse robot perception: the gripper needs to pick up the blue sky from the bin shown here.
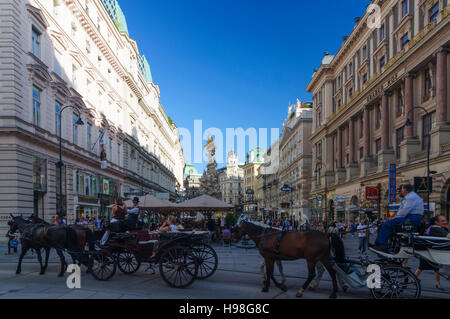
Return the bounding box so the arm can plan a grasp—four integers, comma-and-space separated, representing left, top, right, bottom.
118, 0, 369, 172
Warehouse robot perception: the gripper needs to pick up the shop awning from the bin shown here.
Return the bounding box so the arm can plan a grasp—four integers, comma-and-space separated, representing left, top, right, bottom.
174, 195, 234, 212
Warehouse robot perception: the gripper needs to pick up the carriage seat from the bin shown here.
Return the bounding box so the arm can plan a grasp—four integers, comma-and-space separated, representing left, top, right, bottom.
412, 236, 450, 251
110, 233, 137, 241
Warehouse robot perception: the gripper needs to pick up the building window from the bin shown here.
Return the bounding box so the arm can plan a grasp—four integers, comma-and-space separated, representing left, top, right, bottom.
396, 127, 404, 159
109, 138, 113, 161
72, 65, 78, 90
32, 27, 41, 58
32, 86, 41, 127
55, 102, 61, 135
397, 88, 404, 116
422, 112, 435, 150
360, 147, 364, 159
380, 24, 385, 40
117, 144, 121, 166
429, 3, 439, 23
363, 73, 368, 84
73, 114, 78, 145
376, 106, 381, 128
402, 0, 408, 17
87, 123, 92, 151
360, 116, 364, 137
424, 68, 432, 101
362, 46, 367, 60
401, 34, 409, 49
376, 138, 382, 154
379, 56, 386, 70
54, 48, 62, 77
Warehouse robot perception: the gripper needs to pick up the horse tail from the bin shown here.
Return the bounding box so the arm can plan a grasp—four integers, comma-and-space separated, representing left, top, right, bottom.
328, 233, 346, 263
66, 227, 79, 252
84, 228, 95, 251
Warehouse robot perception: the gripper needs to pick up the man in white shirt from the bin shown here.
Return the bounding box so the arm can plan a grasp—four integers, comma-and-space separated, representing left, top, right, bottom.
373, 184, 424, 252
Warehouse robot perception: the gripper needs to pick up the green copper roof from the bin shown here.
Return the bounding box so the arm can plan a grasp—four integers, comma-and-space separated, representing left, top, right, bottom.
102, 0, 129, 35
138, 55, 153, 83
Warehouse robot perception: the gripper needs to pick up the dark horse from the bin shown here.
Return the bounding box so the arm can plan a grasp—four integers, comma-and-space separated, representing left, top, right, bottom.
8, 215, 95, 277
232, 220, 345, 299
27, 215, 96, 269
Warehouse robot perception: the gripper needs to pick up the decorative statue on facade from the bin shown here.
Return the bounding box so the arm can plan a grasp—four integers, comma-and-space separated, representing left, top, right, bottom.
199, 135, 221, 199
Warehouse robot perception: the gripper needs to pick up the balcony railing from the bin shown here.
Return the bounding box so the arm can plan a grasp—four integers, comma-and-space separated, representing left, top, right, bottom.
441, 142, 450, 153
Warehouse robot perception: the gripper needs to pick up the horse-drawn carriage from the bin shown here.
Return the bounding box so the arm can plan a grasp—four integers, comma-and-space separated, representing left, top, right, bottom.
327, 223, 450, 299
97, 229, 218, 288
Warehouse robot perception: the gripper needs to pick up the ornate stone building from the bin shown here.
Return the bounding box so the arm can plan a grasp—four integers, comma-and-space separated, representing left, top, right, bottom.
218, 151, 244, 207
307, 0, 450, 223
278, 100, 313, 222
0, 0, 184, 238
183, 164, 202, 200
243, 147, 265, 215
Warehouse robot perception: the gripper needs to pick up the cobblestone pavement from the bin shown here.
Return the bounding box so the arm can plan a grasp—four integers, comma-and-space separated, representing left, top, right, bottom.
0, 236, 449, 299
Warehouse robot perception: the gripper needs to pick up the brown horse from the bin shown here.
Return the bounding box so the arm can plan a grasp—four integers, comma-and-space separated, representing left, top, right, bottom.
9, 215, 95, 277
27, 215, 95, 267
232, 220, 345, 299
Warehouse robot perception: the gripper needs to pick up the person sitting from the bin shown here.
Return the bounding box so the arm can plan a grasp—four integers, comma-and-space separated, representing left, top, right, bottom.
126, 197, 141, 229
373, 184, 424, 253
100, 198, 127, 246
414, 215, 450, 291
159, 217, 178, 232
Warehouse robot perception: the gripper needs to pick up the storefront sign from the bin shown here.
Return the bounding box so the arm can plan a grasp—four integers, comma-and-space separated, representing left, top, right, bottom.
102, 179, 110, 195
414, 177, 433, 193
388, 164, 397, 203
365, 185, 380, 201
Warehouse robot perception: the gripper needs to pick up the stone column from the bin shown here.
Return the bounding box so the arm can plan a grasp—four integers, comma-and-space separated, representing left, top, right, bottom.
361, 106, 376, 176
337, 128, 343, 168
404, 74, 414, 137
378, 92, 395, 171
436, 48, 448, 124
381, 92, 390, 149
400, 73, 421, 165
430, 47, 450, 155
346, 117, 359, 182
363, 106, 371, 157
336, 127, 346, 183
349, 118, 355, 163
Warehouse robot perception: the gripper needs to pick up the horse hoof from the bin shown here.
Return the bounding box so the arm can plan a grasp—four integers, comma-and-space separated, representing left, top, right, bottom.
261, 287, 269, 293
342, 286, 349, 293
309, 286, 316, 292
329, 294, 337, 299
296, 291, 304, 298
40, 272, 45, 275
58, 273, 64, 278
16, 271, 21, 275
279, 285, 288, 292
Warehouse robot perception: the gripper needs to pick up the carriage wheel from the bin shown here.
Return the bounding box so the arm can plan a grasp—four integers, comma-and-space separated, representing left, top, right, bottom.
90, 250, 117, 281
370, 265, 421, 299
159, 245, 198, 288
190, 244, 218, 280
117, 250, 141, 274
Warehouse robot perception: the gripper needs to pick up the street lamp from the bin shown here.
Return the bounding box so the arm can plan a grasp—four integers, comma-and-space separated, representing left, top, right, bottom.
405, 106, 437, 217
56, 105, 84, 222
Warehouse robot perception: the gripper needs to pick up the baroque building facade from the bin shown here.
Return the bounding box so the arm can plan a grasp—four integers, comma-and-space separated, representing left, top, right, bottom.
0, 0, 185, 238
218, 151, 244, 207
307, 0, 450, 223
243, 147, 265, 215
278, 100, 313, 222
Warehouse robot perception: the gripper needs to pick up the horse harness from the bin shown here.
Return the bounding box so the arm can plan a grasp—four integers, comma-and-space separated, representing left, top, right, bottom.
258, 228, 291, 259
